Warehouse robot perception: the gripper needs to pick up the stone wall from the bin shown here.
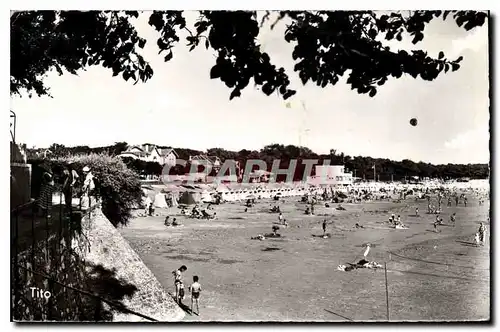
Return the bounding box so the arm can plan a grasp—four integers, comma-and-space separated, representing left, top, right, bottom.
76, 208, 184, 322
11, 163, 32, 210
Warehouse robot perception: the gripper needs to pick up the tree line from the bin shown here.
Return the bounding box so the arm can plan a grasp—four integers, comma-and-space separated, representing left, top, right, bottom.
26, 142, 489, 182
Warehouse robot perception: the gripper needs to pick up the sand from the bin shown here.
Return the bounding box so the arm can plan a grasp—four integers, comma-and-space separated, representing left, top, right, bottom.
119, 193, 490, 322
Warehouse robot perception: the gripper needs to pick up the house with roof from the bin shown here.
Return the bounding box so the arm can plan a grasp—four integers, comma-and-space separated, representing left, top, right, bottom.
119, 143, 178, 166
189, 155, 222, 169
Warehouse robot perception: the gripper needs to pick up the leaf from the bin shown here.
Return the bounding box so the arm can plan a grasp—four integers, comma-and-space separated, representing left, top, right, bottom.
438, 51, 444, 59
283, 89, 296, 100
369, 87, 377, 97
210, 65, 221, 79
229, 88, 241, 100
189, 44, 196, 52
444, 63, 450, 73
138, 38, 146, 49
262, 83, 274, 95
412, 32, 424, 44
456, 56, 464, 63
451, 63, 460, 72
164, 51, 173, 62
205, 39, 209, 49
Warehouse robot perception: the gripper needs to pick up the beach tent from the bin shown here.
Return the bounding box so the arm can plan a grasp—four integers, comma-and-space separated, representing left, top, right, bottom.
214, 184, 230, 195
179, 191, 201, 205
138, 188, 155, 208
154, 193, 169, 208
166, 192, 178, 207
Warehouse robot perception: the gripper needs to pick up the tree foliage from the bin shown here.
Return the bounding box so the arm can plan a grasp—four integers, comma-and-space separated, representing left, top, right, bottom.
11, 10, 487, 99
29, 154, 143, 227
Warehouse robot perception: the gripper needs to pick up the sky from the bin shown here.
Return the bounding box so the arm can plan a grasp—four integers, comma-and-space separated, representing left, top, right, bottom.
10, 11, 490, 164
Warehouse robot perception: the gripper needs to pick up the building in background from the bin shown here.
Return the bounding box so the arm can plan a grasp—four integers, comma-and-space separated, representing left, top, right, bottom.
308, 165, 353, 186
119, 143, 178, 166
189, 155, 222, 172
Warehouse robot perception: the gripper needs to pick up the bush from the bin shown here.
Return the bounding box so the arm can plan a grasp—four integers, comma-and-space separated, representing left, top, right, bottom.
29, 154, 143, 227
62, 154, 143, 227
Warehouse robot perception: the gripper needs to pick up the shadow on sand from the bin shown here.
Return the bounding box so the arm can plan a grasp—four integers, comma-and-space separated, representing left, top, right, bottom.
261, 247, 281, 252
311, 233, 331, 238
168, 292, 192, 315
456, 240, 479, 247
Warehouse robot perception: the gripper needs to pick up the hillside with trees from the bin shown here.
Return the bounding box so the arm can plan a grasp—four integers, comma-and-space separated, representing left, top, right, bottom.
26, 142, 489, 181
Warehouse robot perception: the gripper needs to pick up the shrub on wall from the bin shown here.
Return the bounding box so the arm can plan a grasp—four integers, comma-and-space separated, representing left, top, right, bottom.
29, 154, 143, 227
59, 153, 143, 227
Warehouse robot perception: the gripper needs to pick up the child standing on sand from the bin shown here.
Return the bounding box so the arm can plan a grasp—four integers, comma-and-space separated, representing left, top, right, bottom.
478, 222, 486, 246
173, 265, 187, 303
189, 276, 202, 315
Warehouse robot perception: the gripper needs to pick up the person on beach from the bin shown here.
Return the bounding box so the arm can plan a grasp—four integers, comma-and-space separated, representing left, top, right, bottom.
178, 281, 186, 306
450, 213, 456, 225
435, 214, 442, 225
415, 207, 419, 217
144, 196, 153, 215
362, 243, 371, 261
478, 222, 486, 246
173, 265, 187, 303
474, 232, 480, 246
433, 220, 439, 232
322, 219, 327, 236
278, 212, 284, 224
189, 275, 202, 315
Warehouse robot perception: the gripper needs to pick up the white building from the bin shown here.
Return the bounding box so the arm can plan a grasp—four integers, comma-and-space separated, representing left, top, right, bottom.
308, 165, 353, 186
119, 143, 178, 166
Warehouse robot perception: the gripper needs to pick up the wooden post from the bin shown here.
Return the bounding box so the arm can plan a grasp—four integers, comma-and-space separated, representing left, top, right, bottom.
384, 262, 390, 321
